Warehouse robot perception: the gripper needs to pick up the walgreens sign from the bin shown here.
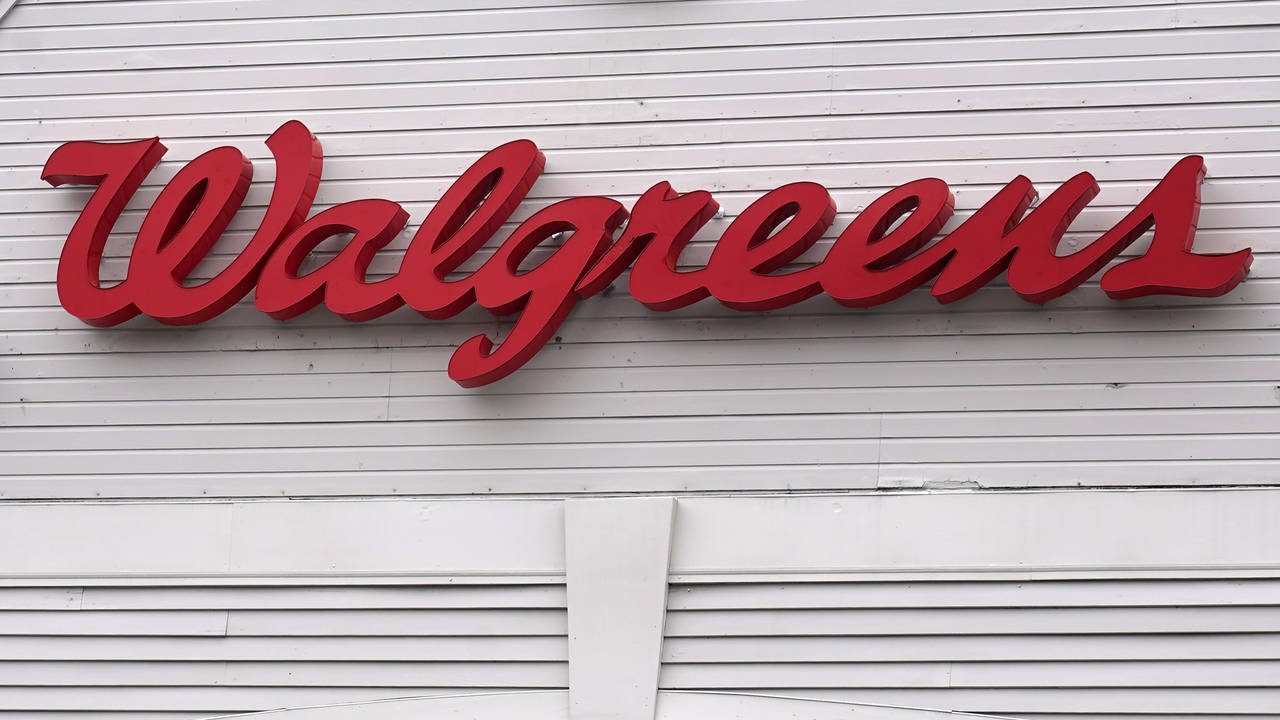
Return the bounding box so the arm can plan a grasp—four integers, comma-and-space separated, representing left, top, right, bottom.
44, 121, 1252, 387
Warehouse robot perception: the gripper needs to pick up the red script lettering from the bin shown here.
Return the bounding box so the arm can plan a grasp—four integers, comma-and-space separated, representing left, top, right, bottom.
43, 121, 1253, 386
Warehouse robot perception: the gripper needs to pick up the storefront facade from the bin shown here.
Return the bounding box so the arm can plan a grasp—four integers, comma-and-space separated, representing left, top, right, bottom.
1, 1, 1278, 718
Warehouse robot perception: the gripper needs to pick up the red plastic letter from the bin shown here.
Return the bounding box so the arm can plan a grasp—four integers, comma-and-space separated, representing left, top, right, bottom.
821, 178, 955, 307
930, 173, 1097, 303
1099, 156, 1252, 299
130, 120, 322, 323
255, 199, 410, 319
449, 196, 628, 387
42, 137, 167, 326
576, 182, 719, 300
129, 146, 254, 321
621, 183, 720, 311
705, 181, 835, 311
397, 140, 546, 320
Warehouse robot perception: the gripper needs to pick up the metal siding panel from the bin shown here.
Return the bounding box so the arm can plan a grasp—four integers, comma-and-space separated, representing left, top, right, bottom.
661, 633, 1280, 662
3, 0, 1279, 718
0, 635, 570, 661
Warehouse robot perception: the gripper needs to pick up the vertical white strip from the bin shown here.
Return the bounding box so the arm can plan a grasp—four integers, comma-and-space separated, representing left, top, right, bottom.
565, 497, 675, 720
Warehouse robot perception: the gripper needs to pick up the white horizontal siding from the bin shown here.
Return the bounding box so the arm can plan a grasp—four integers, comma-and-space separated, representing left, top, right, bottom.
0, 585, 569, 712
0, 499, 568, 718
658, 491, 1280, 720
2, 0, 1277, 497
0, 491, 1276, 719
2, 2, 1279, 719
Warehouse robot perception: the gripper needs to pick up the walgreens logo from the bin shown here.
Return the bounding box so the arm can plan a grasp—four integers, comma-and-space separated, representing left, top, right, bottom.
44, 121, 1252, 387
